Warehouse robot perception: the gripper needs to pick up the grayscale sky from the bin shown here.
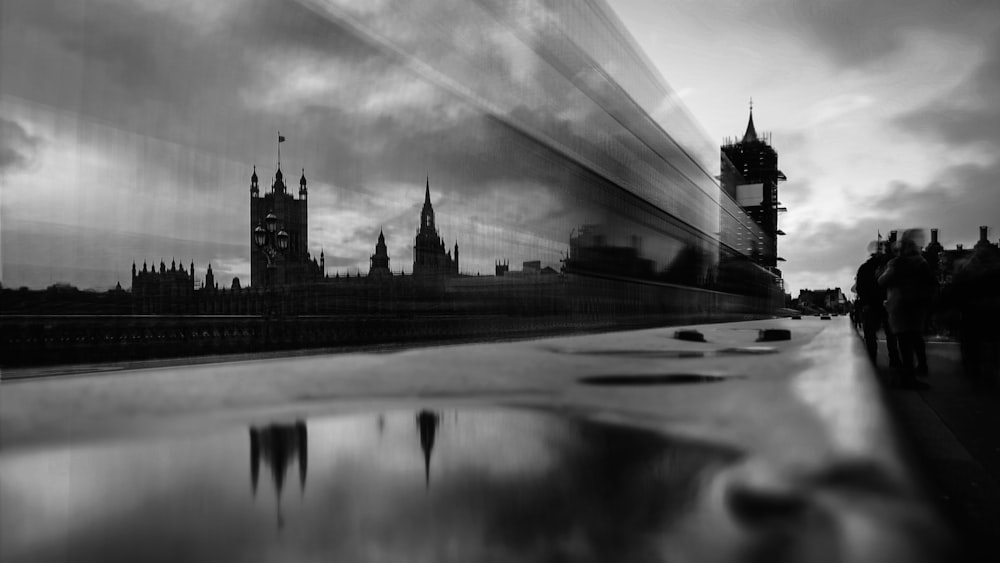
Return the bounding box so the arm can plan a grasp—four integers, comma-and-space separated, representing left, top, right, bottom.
2, 0, 998, 295
612, 0, 1000, 293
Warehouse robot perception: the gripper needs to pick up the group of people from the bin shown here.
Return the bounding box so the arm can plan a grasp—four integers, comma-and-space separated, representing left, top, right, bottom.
855, 229, 1000, 389
855, 230, 936, 389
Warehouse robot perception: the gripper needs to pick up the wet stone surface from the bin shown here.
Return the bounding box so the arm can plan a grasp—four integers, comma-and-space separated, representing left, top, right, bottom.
1, 408, 743, 563
578, 374, 734, 385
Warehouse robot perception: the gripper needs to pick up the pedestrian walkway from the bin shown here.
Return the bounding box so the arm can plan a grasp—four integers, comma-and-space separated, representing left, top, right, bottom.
872, 338, 1000, 562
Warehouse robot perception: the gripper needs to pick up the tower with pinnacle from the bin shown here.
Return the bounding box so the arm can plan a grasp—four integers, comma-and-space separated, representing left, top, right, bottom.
721, 101, 787, 270
412, 177, 459, 277
369, 229, 392, 277
249, 154, 323, 287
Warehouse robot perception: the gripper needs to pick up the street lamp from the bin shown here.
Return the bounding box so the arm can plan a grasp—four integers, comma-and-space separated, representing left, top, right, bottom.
254, 210, 290, 289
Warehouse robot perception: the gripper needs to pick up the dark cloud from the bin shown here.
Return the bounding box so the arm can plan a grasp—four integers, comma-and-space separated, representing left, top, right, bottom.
2, 0, 706, 287
867, 160, 1000, 246
781, 157, 1000, 293
0, 0, 384, 170
782, 217, 884, 279
1, 0, 629, 199
760, 0, 999, 68
0, 117, 41, 172
893, 32, 1000, 148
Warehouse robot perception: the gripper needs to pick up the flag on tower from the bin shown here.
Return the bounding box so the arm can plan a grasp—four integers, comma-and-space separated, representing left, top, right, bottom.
278, 134, 286, 143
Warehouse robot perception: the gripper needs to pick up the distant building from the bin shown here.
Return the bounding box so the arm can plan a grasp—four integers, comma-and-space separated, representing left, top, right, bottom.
495, 260, 510, 277
495, 260, 558, 277
564, 224, 655, 279
369, 229, 392, 278
131, 259, 195, 314
204, 263, 216, 292
721, 104, 787, 270
413, 177, 459, 277
797, 287, 846, 313
925, 226, 998, 285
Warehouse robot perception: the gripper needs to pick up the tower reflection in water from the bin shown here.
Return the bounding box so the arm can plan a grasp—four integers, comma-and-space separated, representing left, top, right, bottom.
1, 409, 745, 562
249, 421, 308, 529
416, 410, 441, 489
246, 412, 444, 527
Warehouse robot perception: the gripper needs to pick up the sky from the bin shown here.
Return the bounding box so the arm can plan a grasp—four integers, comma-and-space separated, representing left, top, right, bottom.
611, 0, 1000, 294
1, 0, 998, 295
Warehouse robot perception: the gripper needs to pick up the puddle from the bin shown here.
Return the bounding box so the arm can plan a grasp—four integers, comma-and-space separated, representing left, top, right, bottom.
0, 408, 742, 563
579, 374, 734, 385
569, 349, 707, 358
718, 346, 779, 355
549, 346, 780, 358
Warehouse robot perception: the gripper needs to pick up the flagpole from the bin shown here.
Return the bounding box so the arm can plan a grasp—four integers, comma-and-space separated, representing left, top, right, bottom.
277, 130, 281, 169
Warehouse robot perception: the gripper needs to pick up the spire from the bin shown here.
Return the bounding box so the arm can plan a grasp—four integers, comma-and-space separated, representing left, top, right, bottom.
419, 176, 436, 234
742, 98, 758, 143
299, 168, 307, 188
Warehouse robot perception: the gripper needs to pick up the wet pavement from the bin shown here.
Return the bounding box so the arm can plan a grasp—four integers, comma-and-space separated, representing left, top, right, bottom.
2, 409, 747, 562
0, 318, 956, 562
871, 339, 1000, 563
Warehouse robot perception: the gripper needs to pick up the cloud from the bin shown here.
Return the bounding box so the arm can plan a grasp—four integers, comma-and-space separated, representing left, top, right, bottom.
760, 0, 1000, 68
868, 160, 1000, 245
779, 156, 1000, 295
892, 32, 1000, 149
780, 216, 885, 292
804, 94, 874, 127
1, 0, 725, 288
0, 117, 41, 173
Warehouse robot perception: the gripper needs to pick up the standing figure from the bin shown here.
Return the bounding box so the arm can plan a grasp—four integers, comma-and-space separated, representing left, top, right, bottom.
879, 230, 937, 388
856, 241, 901, 369
950, 242, 1000, 386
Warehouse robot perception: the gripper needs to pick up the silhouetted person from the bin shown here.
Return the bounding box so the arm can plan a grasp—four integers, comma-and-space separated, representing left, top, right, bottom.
949, 242, 1000, 385
879, 230, 937, 388
856, 241, 901, 368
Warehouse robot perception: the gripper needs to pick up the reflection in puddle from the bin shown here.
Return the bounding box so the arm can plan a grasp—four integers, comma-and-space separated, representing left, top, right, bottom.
250, 421, 308, 528
416, 410, 440, 488
1, 408, 744, 562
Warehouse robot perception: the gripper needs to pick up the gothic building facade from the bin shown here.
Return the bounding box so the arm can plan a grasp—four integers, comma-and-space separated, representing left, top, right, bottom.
249, 164, 324, 288
131, 259, 196, 313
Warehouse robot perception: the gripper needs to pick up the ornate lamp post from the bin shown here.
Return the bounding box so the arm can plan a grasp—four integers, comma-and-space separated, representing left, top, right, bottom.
254, 211, 290, 289
254, 211, 289, 321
